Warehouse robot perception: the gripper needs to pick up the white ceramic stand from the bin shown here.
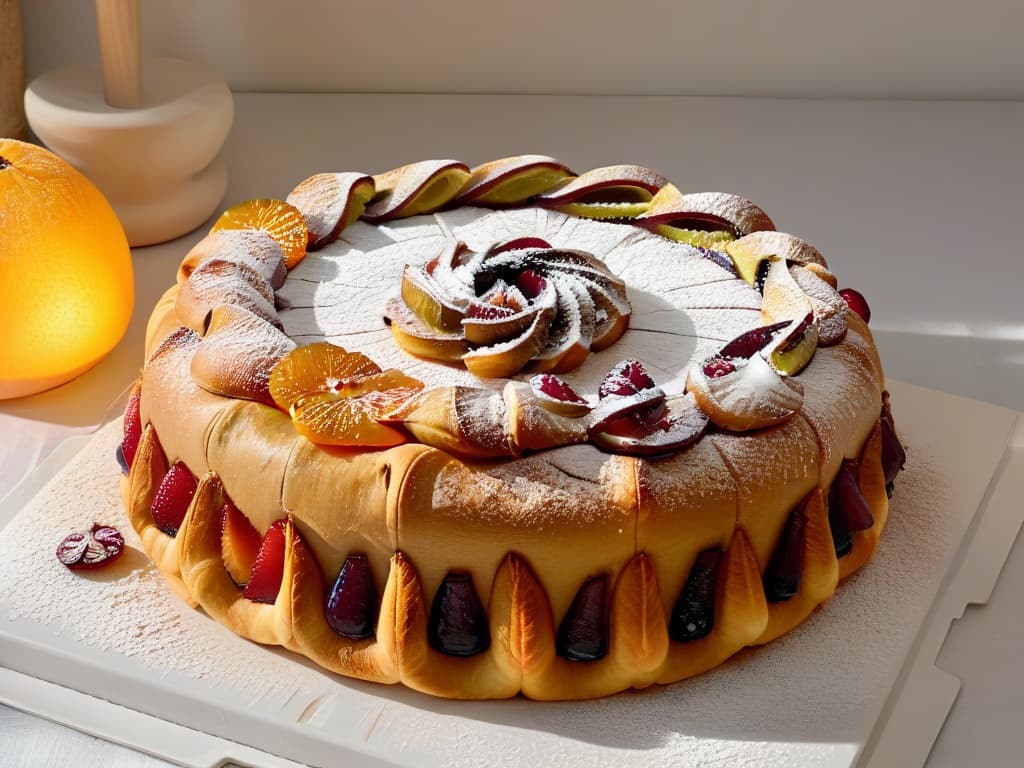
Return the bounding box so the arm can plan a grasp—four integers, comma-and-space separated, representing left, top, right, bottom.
24, 57, 233, 246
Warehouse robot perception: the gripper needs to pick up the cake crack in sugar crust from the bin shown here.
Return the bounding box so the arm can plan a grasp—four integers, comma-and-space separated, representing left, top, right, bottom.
120, 156, 906, 699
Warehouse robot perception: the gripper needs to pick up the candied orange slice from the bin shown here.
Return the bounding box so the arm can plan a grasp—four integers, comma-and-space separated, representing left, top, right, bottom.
270, 342, 383, 411
290, 389, 415, 447
270, 343, 424, 447
211, 199, 309, 270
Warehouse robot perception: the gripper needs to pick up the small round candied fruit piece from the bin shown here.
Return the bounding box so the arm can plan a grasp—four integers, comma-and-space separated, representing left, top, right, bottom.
839, 288, 871, 323
211, 198, 308, 270
57, 524, 124, 570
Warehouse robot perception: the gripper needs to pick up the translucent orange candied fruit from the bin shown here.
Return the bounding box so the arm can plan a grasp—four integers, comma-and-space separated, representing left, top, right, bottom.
211, 198, 309, 270
270, 342, 424, 447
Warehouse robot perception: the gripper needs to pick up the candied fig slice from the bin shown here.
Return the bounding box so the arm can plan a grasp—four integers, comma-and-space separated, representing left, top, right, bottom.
401, 264, 469, 333
326, 553, 379, 639
639, 186, 775, 237
362, 159, 471, 222
687, 353, 803, 432
121, 383, 143, 470
557, 574, 608, 661
428, 572, 490, 656
385, 297, 469, 362
536, 164, 669, 219
880, 392, 906, 490
763, 503, 809, 602
220, 499, 262, 587
790, 264, 848, 346
590, 394, 708, 457
243, 518, 288, 604
57, 524, 125, 571
462, 310, 552, 379
598, 358, 657, 399
669, 548, 722, 642
486, 236, 553, 257
717, 321, 791, 361
839, 287, 872, 323
529, 373, 590, 417
589, 386, 666, 433
762, 311, 819, 377
151, 462, 199, 537
286, 171, 375, 249
723, 231, 827, 287
832, 459, 875, 533
456, 155, 574, 206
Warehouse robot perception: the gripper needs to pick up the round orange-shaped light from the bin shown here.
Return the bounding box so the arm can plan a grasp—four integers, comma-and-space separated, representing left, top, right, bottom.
0, 139, 134, 399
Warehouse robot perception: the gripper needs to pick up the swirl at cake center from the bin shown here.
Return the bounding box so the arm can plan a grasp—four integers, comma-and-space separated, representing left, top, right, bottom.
385, 236, 632, 378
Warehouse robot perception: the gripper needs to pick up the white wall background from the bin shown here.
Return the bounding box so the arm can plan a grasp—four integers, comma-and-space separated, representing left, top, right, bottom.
22, 0, 1024, 98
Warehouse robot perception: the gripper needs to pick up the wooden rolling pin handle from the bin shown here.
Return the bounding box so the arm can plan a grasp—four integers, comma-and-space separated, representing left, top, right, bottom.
1, 0, 28, 138
95, 0, 142, 109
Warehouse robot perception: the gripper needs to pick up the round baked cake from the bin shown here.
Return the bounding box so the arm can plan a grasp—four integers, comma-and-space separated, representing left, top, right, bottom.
118, 156, 906, 700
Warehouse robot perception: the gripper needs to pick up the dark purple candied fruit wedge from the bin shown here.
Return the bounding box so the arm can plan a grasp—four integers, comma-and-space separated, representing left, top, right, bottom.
325, 553, 378, 639
763, 504, 808, 602
694, 247, 739, 278
556, 574, 608, 661
150, 462, 198, 537
880, 394, 906, 495
669, 548, 722, 642
828, 483, 853, 558
428, 572, 490, 656
833, 459, 875, 533
717, 321, 791, 361
115, 443, 130, 476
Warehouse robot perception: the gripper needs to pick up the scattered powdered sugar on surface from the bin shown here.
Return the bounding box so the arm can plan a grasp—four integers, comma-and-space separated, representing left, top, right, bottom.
0, 418, 962, 767
277, 207, 764, 400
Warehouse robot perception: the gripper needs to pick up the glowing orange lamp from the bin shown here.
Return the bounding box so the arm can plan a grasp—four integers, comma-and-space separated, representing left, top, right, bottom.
0, 138, 134, 399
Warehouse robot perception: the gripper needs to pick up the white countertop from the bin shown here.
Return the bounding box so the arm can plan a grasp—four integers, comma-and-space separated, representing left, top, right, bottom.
2, 93, 1022, 767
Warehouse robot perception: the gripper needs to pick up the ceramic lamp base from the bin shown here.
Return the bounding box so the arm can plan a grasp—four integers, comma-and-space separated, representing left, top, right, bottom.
25, 57, 233, 247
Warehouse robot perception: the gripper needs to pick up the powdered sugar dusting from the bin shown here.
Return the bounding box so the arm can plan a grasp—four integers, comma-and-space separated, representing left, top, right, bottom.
278, 208, 764, 405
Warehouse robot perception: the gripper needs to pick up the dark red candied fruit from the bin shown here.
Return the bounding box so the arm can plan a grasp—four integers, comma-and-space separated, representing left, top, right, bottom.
763, 503, 808, 602
717, 321, 791, 361
466, 302, 516, 320
121, 385, 143, 469
428, 572, 490, 656
702, 356, 737, 378
56, 523, 124, 571
533, 373, 587, 404
515, 269, 547, 299
839, 288, 871, 323
243, 518, 289, 604
150, 462, 198, 537
694, 246, 740, 278
598, 358, 655, 399
669, 548, 722, 642
556, 574, 608, 661
325, 553, 378, 639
